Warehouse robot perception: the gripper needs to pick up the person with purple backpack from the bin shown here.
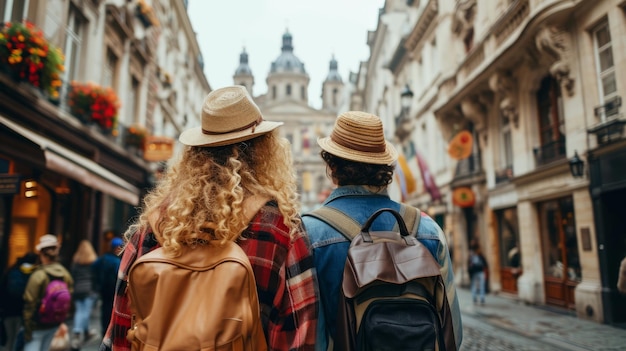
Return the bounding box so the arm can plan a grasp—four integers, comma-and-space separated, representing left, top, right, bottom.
22, 235, 74, 351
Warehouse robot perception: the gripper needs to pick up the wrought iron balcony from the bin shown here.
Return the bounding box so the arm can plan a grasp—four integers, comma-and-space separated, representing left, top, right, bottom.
588, 96, 625, 146
495, 166, 513, 185
533, 138, 566, 167
455, 154, 482, 178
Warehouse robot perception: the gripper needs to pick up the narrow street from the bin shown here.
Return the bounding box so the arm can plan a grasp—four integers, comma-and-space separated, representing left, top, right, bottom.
456, 288, 626, 351
77, 286, 626, 351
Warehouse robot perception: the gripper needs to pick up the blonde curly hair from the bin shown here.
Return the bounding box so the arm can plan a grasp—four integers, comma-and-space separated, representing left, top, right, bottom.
127, 131, 300, 257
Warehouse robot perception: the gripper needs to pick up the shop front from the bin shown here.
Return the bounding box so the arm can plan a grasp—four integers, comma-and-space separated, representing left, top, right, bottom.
588, 146, 626, 325
538, 196, 581, 310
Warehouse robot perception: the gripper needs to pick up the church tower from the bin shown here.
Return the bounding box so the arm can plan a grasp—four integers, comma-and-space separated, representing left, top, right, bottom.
321, 55, 343, 114
266, 29, 310, 104
233, 47, 254, 95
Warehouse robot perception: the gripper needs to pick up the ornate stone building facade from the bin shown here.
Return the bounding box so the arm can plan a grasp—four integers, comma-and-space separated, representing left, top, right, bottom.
0, 0, 209, 271
354, 0, 626, 326
233, 30, 344, 211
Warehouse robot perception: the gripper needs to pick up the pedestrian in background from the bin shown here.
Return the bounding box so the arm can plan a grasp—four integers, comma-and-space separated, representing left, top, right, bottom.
92, 238, 122, 334
99, 85, 318, 351
23, 235, 74, 351
69, 240, 98, 350
302, 111, 462, 351
618, 256, 626, 294
0, 252, 38, 351
468, 240, 488, 305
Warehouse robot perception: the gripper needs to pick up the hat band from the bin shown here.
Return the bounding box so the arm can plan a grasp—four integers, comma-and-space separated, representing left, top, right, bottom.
330, 132, 386, 153
202, 117, 263, 135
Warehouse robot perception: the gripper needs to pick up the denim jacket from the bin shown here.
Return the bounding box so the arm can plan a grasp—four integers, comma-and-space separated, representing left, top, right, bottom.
302, 185, 462, 351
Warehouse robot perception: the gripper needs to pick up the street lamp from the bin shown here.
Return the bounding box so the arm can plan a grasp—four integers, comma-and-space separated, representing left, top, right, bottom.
400, 84, 414, 115
395, 84, 415, 142
569, 151, 585, 178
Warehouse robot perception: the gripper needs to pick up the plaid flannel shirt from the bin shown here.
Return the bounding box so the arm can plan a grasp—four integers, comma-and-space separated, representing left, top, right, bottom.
99, 202, 319, 351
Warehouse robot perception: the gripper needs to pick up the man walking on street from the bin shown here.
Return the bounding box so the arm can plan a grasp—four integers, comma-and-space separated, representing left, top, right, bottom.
302, 111, 462, 350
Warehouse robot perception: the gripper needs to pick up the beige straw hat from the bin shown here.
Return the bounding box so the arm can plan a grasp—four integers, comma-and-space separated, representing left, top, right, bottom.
318, 111, 398, 165
179, 86, 283, 147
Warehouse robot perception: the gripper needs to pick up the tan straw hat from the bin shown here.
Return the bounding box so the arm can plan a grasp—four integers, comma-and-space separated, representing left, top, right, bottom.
179, 86, 283, 147
36, 234, 60, 252
318, 111, 398, 165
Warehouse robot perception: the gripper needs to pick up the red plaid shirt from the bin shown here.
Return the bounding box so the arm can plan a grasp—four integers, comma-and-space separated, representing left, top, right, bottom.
99, 203, 319, 351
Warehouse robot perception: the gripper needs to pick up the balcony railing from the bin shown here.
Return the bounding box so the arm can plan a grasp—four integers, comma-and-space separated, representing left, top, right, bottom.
495, 166, 513, 185
455, 154, 482, 178
533, 138, 566, 166
588, 96, 625, 146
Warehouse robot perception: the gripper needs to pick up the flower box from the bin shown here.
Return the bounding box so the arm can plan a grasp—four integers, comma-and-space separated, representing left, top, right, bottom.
136, 0, 160, 28
0, 21, 64, 99
124, 124, 147, 149
67, 81, 120, 134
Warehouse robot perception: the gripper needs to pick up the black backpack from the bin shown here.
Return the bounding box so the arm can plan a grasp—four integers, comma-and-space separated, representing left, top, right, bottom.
305, 206, 457, 351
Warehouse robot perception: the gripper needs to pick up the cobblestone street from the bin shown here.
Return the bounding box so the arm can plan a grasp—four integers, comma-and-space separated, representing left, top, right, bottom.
76, 286, 626, 351
457, 288, 626, 351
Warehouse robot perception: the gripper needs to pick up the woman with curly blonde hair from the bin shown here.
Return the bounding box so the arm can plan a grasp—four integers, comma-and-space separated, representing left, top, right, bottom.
100, 86, 318, 351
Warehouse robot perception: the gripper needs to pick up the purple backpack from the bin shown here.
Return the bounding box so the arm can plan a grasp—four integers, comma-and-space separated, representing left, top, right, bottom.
38, 274, 71, 324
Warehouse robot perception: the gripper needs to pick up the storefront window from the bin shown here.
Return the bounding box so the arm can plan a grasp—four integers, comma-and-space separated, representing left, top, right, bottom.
540, 197, 581, 281
496, 207, 520, 268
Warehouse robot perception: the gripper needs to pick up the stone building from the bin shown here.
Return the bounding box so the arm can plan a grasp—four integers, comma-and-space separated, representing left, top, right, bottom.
0, 0, 209, 271
354, 0, 626, 326
233, 30, 343, 212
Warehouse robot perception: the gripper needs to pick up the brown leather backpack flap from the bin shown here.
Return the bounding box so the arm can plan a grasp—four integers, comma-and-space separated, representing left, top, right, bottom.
342, 230, 442, 298
128, 242, 266, 350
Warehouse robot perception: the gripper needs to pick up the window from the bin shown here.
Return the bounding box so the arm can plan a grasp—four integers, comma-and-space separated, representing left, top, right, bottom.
103, 49, 118, 89
286, 84, 292, 96
301, 86, 305, 100
496, 208, 520, 268
535, 76, 565, 165
272, 85, 276, 99
332, 88, 338, 106
592, 20, 617, 120
539, 197, 580, 282
1, 0, 27, 23
126, 77, 139, 125
500, 112, 513, 169
63, 6, 85, 84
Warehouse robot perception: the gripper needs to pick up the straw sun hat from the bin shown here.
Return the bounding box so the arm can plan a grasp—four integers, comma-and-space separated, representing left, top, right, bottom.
318, 111, 398, 165
179, 85, 283, 147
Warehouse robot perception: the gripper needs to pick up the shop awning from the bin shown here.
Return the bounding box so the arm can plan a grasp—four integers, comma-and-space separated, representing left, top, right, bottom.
0, 116, 140, 205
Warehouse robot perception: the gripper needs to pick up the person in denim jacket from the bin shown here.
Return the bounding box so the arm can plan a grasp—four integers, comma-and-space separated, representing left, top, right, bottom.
302, 111, 462, 351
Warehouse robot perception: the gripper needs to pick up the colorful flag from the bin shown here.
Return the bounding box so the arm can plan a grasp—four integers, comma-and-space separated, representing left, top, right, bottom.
413, 142, 442, 201
395, 152, 416, 201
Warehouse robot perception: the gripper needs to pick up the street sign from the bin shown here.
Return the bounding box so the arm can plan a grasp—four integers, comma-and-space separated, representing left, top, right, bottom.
0, 174, 21, 195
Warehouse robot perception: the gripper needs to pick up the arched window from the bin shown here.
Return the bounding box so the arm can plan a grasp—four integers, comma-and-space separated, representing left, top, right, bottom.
535, 75, 565, 165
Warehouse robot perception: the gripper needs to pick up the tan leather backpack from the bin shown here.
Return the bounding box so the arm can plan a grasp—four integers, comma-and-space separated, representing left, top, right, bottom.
126, 196, 269, 351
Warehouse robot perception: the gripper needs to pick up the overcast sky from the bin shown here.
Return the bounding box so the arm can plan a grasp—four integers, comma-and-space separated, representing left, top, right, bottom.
187, 0, 385, 109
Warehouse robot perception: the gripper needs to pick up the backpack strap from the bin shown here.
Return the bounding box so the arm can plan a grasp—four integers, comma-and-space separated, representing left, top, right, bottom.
304, 204, 422, 241
242, 194, 271, 224
303, 206, 362, 241
393, 204, 421, 236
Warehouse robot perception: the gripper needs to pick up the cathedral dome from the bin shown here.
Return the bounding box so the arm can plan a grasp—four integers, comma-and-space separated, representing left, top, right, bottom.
270, 30, 306, 74
325, 55, 342, 82
234, 48, 252, 75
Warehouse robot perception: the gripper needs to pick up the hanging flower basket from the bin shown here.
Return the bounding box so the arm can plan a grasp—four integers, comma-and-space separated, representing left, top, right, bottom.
124, 124, 147, 149
67, 81, 120, 134
0, 21, 64, 99
136, 0, 160, 28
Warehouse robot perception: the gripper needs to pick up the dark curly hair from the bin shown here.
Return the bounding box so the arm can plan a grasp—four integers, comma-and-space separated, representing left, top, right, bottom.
322, 151, 395, 188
